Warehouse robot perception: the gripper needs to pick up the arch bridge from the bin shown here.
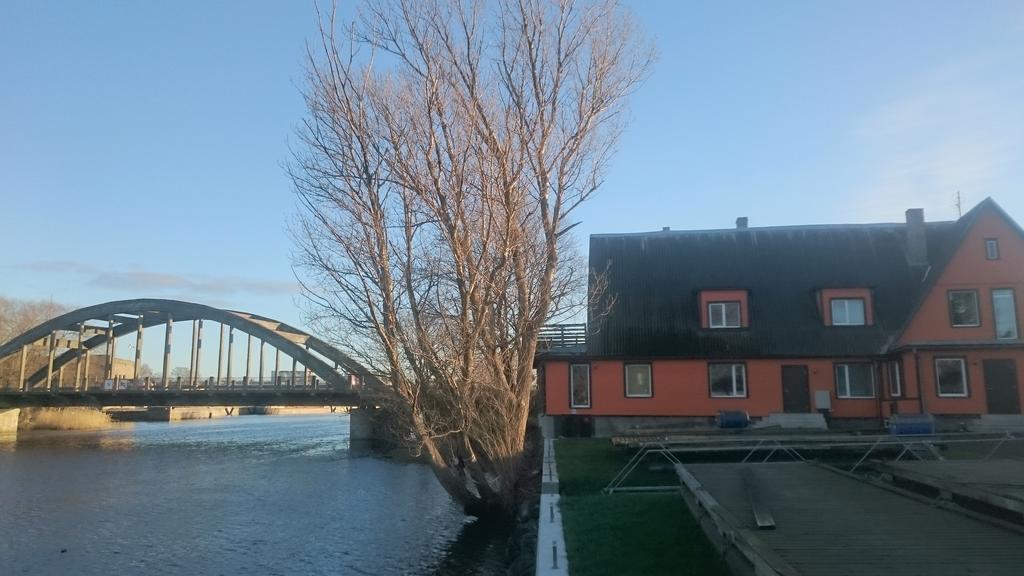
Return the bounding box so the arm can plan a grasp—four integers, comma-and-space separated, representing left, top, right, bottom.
0, 299, 380, 408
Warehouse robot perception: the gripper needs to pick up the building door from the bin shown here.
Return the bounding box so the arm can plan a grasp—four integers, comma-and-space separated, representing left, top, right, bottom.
984, 359, 1021, 415
782, 365, 811, 413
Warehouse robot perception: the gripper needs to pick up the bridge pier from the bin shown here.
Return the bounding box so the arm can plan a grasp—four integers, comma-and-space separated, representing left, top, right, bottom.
349, 407, 375, 451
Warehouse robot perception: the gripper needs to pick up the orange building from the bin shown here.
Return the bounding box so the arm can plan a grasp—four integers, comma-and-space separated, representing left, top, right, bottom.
538, 198, 1024, 435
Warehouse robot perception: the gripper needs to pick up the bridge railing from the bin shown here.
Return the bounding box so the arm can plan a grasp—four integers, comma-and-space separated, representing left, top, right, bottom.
0, 373, 371, 394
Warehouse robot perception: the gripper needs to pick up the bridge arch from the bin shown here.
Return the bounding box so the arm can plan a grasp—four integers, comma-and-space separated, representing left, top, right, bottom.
0, 299, 378, 392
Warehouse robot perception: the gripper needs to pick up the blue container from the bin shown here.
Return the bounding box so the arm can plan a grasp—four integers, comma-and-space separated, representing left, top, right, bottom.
889, 413, 935, 435
717, 410, 750, 429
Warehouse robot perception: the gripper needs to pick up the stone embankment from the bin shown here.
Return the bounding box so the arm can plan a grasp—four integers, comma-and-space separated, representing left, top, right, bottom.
0, 408, 19, 437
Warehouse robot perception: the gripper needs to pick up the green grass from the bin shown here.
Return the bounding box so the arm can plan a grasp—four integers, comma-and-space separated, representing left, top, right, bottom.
555, 438, 730, 576
555, 438, 678, 495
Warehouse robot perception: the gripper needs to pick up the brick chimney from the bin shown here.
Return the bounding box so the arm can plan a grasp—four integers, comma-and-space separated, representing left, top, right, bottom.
736, 217, 748, 230
905, 208, 927, 266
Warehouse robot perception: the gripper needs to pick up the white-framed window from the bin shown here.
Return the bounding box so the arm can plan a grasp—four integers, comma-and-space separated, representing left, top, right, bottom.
709, 363, 746, 398
624, 363, 652, 398
708, 301, 742, 328
831, 298, 867, 326
985, 239, 1000, 260
993, 289, 1018, 340
835, 363, 875, 398
935, 358, 968, 397
948, 290, 980, 327
570, 363, 591, 408
887, 360, 903, 398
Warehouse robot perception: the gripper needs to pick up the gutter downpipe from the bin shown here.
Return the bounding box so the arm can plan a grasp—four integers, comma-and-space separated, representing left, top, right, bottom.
876, 360, 884, 425
914, 347, 926, 415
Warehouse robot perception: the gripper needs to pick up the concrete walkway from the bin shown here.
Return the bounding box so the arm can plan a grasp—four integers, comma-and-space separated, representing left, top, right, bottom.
536, 420, 569, 575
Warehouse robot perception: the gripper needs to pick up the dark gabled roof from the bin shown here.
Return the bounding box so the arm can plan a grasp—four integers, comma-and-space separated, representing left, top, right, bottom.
586, 214, 970, 359
890, 197, 1024, 346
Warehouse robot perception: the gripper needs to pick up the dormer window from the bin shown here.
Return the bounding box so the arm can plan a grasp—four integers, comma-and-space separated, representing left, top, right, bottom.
699, 290, 749, 329
820, 288, 873, 326
831, 299, 866, 326
708, 302, 741, 328
985, 239, 1000, 260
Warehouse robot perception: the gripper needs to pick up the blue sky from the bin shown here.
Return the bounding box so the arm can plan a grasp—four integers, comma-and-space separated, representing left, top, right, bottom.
2, 1, 1023, 368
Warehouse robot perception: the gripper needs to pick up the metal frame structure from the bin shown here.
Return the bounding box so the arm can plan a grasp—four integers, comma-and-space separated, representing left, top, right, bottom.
0, 299, 379, 394
603, 431, 1023, 493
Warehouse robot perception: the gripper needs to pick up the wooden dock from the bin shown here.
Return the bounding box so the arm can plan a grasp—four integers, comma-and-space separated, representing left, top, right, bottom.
678, 461, 1024, 576
882, 459, 1024, 522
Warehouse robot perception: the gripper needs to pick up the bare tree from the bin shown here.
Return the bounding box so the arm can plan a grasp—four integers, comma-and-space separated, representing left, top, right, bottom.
0, 296, 67, 344
137, 363, 155, 379
290, 0, 652, 517
0, 296, 68, 387
170, 367, 191, 381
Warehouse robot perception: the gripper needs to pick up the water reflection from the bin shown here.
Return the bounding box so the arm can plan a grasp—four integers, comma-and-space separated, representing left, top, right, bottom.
433, 518, 513, 576
0, 415, 506, 575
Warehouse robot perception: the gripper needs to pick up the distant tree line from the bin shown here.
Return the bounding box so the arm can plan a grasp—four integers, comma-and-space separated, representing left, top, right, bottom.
0, 296, 68, 387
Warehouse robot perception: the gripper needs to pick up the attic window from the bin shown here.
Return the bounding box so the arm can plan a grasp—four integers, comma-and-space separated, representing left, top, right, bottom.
708, 302, 741, 328
985, 239, 1000, 260
831, 299, 866, 326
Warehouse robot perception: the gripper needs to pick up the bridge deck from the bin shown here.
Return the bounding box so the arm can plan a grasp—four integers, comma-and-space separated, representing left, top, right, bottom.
0, 389, 362, 408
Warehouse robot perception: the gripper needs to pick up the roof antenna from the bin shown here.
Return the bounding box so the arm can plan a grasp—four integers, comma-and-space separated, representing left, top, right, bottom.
954, 190, 963, 218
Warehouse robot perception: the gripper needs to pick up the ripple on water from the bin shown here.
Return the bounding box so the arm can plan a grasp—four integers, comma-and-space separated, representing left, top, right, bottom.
0, 415, 508, 575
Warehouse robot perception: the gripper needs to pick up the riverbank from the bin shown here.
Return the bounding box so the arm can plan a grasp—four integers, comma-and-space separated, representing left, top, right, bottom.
18, 407, 117, 430
554, 439, 729, 576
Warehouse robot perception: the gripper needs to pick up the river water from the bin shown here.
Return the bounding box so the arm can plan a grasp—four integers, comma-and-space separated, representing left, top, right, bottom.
0, 415, 508, 575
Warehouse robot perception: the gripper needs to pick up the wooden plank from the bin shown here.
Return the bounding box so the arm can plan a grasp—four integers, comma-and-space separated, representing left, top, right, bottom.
675, 463, 800, 576
742, 466, 776, 530
883, 461, 1024, 516
684, 462, 1024, 576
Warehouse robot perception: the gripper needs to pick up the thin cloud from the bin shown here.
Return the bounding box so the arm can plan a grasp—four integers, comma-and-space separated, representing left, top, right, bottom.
848, 59, 1022, 221
12, 261, 299, 298
89, 271, 299, 296
16, 260, 100, 274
